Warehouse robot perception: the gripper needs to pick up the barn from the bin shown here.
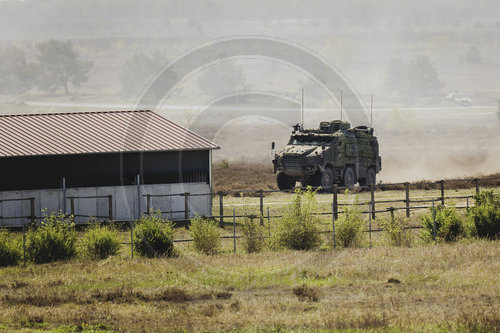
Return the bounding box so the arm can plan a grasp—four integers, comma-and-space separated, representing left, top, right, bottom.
0, 110, 219, 225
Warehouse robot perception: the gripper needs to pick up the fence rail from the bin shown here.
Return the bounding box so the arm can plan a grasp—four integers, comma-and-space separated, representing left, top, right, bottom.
1, 175, 499, 229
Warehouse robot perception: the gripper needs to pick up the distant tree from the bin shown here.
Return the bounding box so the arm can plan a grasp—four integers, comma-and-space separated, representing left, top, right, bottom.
0, 45, 35, 101
120, 50, 168, 99
464, 46, 482, 64
386, 56, 444, 97
36, 40, 93, 95
408, 56, 444, 97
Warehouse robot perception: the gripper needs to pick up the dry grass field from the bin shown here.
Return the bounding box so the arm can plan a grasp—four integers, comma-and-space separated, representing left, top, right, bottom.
0, 240, 499, 332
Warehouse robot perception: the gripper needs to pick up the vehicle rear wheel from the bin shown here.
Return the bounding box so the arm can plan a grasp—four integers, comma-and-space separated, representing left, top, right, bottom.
320, 168, 334, 190
342, 166, 356, 189
362, 167, 376, 187
277, 172, 295, 190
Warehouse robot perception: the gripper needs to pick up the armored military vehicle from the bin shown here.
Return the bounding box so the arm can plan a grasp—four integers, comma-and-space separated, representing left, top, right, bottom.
272, 120, 381, 190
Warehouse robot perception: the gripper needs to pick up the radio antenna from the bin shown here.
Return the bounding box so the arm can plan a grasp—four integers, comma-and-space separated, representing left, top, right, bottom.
370, 94, 373, 128
301, 88, 304, 130
340, 90, 343, 122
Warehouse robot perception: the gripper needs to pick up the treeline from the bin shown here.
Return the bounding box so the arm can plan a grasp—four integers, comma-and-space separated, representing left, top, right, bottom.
0, 40, 92, 99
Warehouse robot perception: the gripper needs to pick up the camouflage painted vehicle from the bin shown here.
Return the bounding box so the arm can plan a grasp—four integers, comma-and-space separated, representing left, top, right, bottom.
272, 120, 381, 190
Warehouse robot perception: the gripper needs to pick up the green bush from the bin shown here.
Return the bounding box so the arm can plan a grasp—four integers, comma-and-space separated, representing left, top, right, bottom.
27, 211, 77, 264
241, 216, 266, 253
133, 213, 174, 258
0, 229, 21, 266
421, 205, 465, 242
379, 213, 413, 247
80, 223, 122, 260
468, 191, 500, 239
190, 217, 220, 255
272, 188, 321, 250
335, 196, 365, 247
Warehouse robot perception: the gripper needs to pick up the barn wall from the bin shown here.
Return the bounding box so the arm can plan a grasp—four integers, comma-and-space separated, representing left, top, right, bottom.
0, 150, 210, 191
0, 182, 211, 226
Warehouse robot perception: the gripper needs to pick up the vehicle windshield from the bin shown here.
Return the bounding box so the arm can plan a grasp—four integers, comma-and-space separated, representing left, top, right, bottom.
290, 136, 334, 145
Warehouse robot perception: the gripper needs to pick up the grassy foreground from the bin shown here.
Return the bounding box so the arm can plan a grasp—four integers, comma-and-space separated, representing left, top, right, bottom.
0, 241, 499, 332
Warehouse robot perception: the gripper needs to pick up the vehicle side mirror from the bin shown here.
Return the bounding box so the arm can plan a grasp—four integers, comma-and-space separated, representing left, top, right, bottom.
271, 142, 275, 150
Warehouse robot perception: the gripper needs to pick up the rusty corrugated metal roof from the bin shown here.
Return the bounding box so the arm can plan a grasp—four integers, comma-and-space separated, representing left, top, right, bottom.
0, 110, 219, 157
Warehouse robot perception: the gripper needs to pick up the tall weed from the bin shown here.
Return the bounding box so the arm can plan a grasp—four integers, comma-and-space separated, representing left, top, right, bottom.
190, 217, 220, 255
133, 212, 174, 258
0, 229, 21, 266
335, 195, 365, 247
80, 222, 122, 260
379, 212, 413, 247
421, 205, 465, 242
241, 216, 266, 253
467, 191, 500, 239
272, 187, 321, 250
27, 211, 77, 264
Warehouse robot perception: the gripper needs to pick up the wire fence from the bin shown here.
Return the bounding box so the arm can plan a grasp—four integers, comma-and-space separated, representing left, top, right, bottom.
4, 174, 500, 263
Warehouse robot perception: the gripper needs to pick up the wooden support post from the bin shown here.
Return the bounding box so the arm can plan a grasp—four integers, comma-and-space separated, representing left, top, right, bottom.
22, 223, 26, 267
332, 184, 338, 219
332, 203, 336, 249
146, 194, 151, 215
474, 178, 479, 195
184, 192, 190, 228
440, 180, 445, 206
108, 195, 113, 221
130, 221, 134, 258
370, 185, 376, 219
390, 207, 395, 223
29, 198, 35, 225
233, 208, 236, 254
368, 202, 372, 247
267, 207, 271, 238
218, 191, 224, 227
259, 190, 264, 226
432, 199, 437, 245
405, 182, 410, 218
70, 197, 75, 217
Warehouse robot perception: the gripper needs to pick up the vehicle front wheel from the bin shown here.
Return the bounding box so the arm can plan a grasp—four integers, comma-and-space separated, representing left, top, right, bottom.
320, 168, 334, 191
342, 166, 356, 189
277, 173, 295, 190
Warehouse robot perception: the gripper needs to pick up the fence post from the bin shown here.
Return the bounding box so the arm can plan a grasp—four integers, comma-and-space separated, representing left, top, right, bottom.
432, 199, 437, 245
184, 192, 190, 228
389, 207, 395, 223
136, 174, 141, 219
62, 177, 66, 214
218, 191, 224, 227
70, 197, 75, 217
22, 222, 26, 267
332, 203, 336, 249
370, 185, 376, 219
108, 195, 113, 221
332, 184, 338, 219
146, 194, 151, 215
233, 208, 236, 254
440, 180, 445, 205
368, 202, 372, 247
466, 197, 469, 209
267, 207, 271, 238
405, 182, 410, 218
474, 178, 479, 195
130, 221, 134, 258
259, 189, 264, 226
30, 198, 35, 225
